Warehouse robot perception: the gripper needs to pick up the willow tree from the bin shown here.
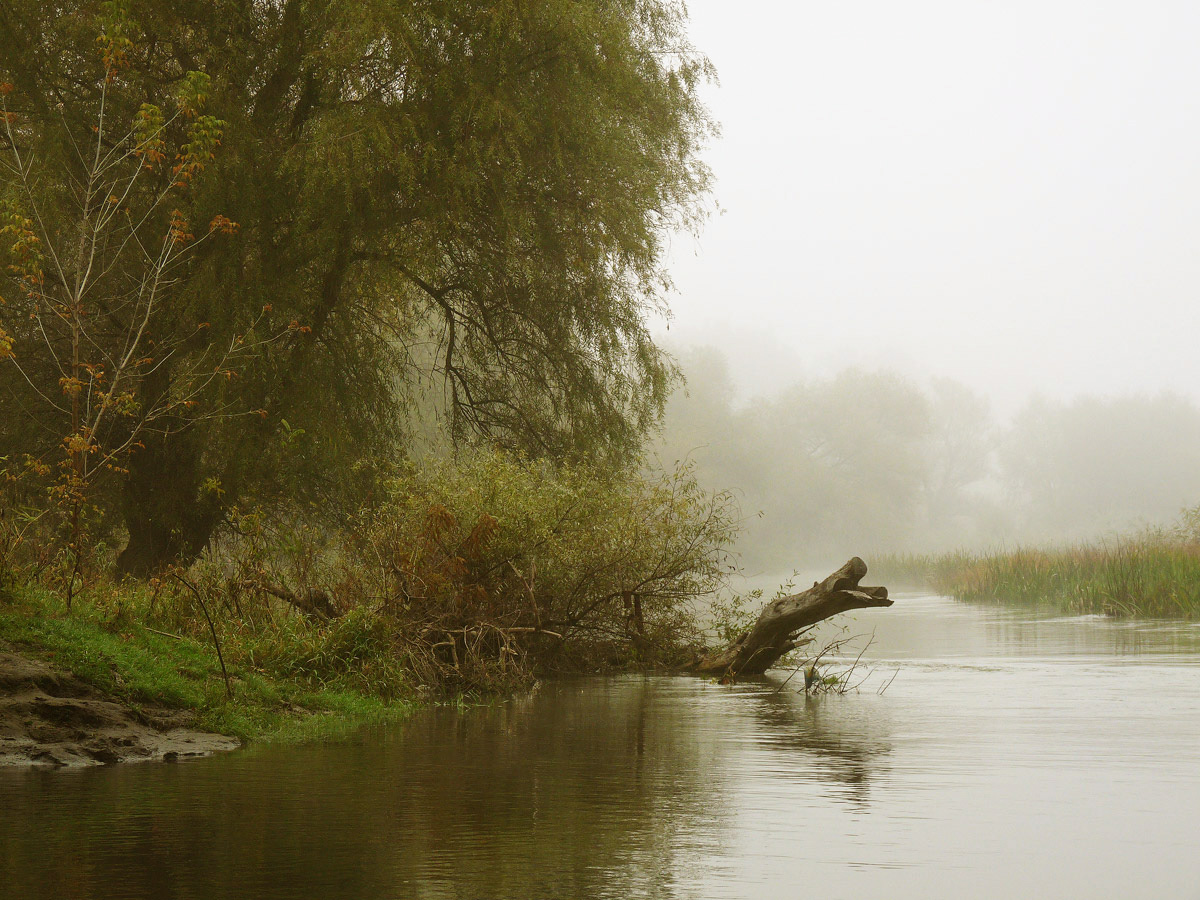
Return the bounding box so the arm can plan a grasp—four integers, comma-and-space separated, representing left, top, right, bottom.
0, 0, 715, 575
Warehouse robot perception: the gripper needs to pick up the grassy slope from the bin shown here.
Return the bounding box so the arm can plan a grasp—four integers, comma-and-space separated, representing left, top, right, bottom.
0, 583, 417, 743
872, 542, 1200, 618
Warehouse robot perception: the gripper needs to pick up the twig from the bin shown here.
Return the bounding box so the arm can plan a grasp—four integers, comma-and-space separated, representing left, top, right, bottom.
842, 633, 876, 693
774, 661, 803, 693
504, 626, 564, 639
172, 572, 233, 699
144, 626, 184, 641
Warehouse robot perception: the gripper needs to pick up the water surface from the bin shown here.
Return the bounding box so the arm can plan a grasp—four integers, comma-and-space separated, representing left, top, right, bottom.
2, 594, 1199, 899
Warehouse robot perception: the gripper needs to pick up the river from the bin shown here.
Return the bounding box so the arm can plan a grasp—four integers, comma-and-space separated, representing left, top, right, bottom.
2, 593, 1199, 899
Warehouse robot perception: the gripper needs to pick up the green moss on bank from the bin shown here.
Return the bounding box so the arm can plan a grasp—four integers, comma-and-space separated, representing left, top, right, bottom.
0, 584, 418, 744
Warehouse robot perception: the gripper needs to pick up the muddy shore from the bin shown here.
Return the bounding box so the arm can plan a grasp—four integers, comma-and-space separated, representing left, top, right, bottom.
0, 650, 239, 767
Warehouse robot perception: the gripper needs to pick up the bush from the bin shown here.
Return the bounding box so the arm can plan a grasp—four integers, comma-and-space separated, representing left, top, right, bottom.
326, 451, 740, 692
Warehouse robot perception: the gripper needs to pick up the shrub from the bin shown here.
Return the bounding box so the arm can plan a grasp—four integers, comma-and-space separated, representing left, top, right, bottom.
330, 451, 740, 692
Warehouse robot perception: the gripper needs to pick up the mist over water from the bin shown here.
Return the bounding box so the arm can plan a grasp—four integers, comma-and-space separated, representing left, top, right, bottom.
649, 0, 1200, 573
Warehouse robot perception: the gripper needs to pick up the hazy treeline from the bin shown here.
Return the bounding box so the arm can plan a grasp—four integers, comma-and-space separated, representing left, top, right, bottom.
656, 346, 1200, 571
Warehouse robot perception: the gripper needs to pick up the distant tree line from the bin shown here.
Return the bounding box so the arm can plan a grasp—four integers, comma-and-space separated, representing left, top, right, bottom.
657, 346, 1200, 571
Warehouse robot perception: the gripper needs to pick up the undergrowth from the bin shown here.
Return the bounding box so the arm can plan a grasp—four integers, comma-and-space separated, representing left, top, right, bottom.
0, 582, 416, 742
0, 451, 746, 741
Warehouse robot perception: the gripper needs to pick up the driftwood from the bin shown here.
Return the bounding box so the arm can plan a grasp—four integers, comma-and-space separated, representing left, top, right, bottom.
692, 557, 891, 677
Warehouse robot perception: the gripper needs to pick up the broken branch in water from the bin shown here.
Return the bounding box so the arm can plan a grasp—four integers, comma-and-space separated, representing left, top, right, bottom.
692, 557, 892, 680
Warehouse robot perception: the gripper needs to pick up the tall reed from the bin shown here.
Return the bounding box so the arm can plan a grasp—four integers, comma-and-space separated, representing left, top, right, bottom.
871, 539, 1200, 618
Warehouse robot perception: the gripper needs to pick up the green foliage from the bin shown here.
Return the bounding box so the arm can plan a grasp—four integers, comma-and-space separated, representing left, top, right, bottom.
332, 451, 739, 690
0, 448, 743, 740
0, 17, 257, 588
0, 580, 414, 742
1, 0, 716, 574
238, 608, 409, 699
705, 571, 808, 648
0, 4, 738, 713
707, 588, 760, 646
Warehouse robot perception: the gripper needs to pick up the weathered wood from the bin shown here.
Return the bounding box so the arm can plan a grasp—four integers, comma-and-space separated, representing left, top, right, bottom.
692, 557, 891, 677
262, 584, 341, 621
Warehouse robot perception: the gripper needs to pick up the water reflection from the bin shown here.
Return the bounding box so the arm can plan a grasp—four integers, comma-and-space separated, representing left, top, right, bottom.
2, 597, 1200, 899
736, 683, 893, 809
0, 676, 896, 899
812, 591, 1200, 661
1, 678, 723, 900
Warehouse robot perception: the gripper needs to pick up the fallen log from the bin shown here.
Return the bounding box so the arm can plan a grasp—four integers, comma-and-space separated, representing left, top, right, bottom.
261, 584, 341, 621
692, 557, 891, 677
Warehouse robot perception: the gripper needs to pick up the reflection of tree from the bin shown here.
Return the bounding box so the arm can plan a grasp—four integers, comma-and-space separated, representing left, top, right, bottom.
0, 678, 725, 900
736, 677, 894, 810
0, 676, 898, 899
373, 677, 731, 899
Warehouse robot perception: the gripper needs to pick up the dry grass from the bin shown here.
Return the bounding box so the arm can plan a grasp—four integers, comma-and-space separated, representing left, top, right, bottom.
872, 540, 1200, 618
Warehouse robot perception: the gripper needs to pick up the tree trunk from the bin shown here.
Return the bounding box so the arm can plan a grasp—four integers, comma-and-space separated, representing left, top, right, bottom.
116, 426, 223, 578
692, 557, 891, 677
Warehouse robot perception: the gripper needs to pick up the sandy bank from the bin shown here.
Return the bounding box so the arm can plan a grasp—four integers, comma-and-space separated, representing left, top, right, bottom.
0, 650, 239, 767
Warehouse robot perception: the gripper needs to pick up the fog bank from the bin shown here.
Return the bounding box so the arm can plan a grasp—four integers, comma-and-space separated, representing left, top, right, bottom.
655, 345, 1200, 571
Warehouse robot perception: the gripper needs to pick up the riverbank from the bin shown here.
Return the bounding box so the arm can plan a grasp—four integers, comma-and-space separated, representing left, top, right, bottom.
873, 540, 1200, 618
0, 649, 241, 766
0, 583, 418, 765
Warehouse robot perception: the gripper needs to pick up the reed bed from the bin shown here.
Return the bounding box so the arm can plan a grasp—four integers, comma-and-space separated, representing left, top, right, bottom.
871, 540, 1200, 619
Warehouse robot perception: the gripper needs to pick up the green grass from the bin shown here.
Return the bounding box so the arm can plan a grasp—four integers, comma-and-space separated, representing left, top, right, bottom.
871, 541, 1200, 619
0, 582, 418, 743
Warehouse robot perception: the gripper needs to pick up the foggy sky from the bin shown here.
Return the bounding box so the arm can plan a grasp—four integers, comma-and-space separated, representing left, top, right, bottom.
661, 0, 1200, 414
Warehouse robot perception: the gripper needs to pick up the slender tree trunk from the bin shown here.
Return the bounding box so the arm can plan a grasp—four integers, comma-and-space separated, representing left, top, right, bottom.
691, 557, 892, 678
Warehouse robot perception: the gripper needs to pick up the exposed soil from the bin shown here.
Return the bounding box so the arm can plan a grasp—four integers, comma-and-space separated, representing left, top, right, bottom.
0, 650, 239, 767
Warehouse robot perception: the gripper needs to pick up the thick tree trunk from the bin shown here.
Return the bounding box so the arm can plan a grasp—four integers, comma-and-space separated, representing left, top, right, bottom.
116, 235, 352, 580
692, 557, 891, 677
116, 427, 223, 578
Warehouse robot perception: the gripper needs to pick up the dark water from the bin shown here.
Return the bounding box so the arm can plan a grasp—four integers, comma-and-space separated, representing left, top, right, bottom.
3, 594, 1200, 900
